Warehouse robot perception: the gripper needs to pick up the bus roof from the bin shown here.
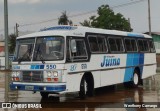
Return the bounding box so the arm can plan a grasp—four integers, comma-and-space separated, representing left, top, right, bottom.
17, 25, 151, 39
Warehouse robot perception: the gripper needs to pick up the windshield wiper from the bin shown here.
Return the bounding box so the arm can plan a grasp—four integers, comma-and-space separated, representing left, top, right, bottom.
18, 49, 31, 64
36, 45, 45, 64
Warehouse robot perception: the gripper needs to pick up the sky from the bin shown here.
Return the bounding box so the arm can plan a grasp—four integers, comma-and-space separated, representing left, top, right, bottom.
0, 0, 159, 35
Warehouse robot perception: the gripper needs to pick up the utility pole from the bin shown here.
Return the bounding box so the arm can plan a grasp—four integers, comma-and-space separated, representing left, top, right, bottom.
4, 0, 9, 102
16, 23, 19, 37
148, 0, 151, 36
128, 18, 131, 32
4, 0, 9, 69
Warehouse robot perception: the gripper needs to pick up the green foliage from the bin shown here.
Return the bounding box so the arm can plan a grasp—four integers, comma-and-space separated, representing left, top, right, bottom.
80, 20, 91, 27
80, 5, 132, 32
9, 34, 16, 54
58, 11, 73, 25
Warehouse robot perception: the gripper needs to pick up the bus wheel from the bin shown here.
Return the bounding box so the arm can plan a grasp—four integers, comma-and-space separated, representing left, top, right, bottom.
40, 92, 49, 98
79, 75, 94, 99
133, 71, 139, 86
124, 70, 140, 88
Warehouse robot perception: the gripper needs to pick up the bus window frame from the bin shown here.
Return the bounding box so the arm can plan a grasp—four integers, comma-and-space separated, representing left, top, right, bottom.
33, 36, 65, 61
68, 37, 89, 62
87, 35, 108, 54
124, 38, 138, 53
137, 39, 150, 53
107, 36, 125, 53
148, 39, 156, 53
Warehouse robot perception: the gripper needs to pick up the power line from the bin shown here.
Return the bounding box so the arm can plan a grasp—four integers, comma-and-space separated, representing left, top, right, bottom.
0, 0, 147, 32
111, 0, 147, 9
20, 0, 147, 27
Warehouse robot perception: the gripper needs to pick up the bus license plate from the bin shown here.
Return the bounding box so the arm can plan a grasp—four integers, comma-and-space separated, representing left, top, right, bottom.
25, 86, 34, 90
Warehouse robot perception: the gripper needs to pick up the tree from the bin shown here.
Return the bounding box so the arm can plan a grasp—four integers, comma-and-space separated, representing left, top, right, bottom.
9, 34, 16, 54
80, 20, 91, 27
58, 11, 73, 25
80, 5, 132, 32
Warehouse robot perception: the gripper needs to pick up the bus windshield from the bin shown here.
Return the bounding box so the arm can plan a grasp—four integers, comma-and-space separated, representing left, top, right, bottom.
33, 36, 64, 61
16, 38, 35, 62
15, 36, 64, 62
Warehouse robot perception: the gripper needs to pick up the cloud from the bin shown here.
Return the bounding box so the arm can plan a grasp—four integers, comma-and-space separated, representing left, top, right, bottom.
0, 0, 75, 4
9, 0, 41, 4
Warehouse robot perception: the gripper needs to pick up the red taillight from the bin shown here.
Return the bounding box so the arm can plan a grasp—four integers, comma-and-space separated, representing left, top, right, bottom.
46, 78, 59, 82
12, 77, 20, 81
53, 78, 58, 82
47, 78, 52, 82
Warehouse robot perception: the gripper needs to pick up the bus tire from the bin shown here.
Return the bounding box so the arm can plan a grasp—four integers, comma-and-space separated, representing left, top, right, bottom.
40, 92, 49, 98
124, 69, 140, 88
132, 70, 139, 87
79, 75, 94, 99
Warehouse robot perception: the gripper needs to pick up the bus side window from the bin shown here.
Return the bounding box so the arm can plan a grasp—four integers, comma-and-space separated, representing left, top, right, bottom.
143, 40, 149, 52
69, 39, 88, 61
138, 39, 150, 52
116, 38, 124, 51
108, 38, 117, 52
149, 40, 155, 52
125, 39, 132, 52
138, 40, 144, 51
88, 36, 99, 52
97, 36, 107, 52
108, 37, 124, 52
125, 39, 137, 52
66, 39, 71, 61
131, 39, 137, 51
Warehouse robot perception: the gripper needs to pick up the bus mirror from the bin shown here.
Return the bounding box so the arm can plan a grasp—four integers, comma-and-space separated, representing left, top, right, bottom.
71, 39, 77, 53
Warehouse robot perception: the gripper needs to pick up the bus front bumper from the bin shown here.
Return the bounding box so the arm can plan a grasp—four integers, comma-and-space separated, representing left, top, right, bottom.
10, 82, 66, 92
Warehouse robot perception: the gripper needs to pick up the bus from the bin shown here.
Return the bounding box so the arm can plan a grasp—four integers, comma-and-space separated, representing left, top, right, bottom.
10, 25, 157, 99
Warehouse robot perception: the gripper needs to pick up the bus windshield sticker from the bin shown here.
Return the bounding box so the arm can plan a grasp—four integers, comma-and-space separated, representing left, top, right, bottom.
70, 64, 77, 71
44, 37, 56, 41
81, 64, 87, 69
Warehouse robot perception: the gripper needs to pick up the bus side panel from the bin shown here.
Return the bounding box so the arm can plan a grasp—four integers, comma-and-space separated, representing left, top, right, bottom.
142, 53, 157, 79
65, 72, 83, 92
123, 53, 144, 82
142, 65, 156, 79
100, 69, 122, 87
97, 54, 127, 86
92, 71, 101, 88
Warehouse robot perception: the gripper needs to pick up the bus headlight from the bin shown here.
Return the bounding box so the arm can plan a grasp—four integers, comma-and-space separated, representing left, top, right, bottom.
44, 70, 62, 82
12, 72, 17, 77
12, 71, 20, 77
46, 71, 58, 77
11, 71, 21, 81
47, 72, 52, 77
53, 71, 58, 77
16, 71, 20, 77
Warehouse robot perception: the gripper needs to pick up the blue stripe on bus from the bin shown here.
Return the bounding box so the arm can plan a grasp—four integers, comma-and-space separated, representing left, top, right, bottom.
139, 54, 144, 75
124, 53, 144, 82
30, 65, 45, 69
10, 83, 66, 92
127, 33, 144, 38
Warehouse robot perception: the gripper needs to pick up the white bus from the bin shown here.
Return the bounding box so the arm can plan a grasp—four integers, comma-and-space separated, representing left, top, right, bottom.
10, 26, 157, 99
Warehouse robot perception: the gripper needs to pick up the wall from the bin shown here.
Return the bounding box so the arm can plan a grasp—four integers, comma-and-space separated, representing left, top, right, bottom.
152, 34, 160, 54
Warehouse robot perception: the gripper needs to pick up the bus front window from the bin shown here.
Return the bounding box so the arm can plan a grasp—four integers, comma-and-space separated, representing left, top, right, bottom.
16, 38, 35, 62
33, 36, 64, 61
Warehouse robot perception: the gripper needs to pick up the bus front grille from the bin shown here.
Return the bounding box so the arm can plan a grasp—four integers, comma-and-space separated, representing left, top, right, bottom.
22, 71, 43, 82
